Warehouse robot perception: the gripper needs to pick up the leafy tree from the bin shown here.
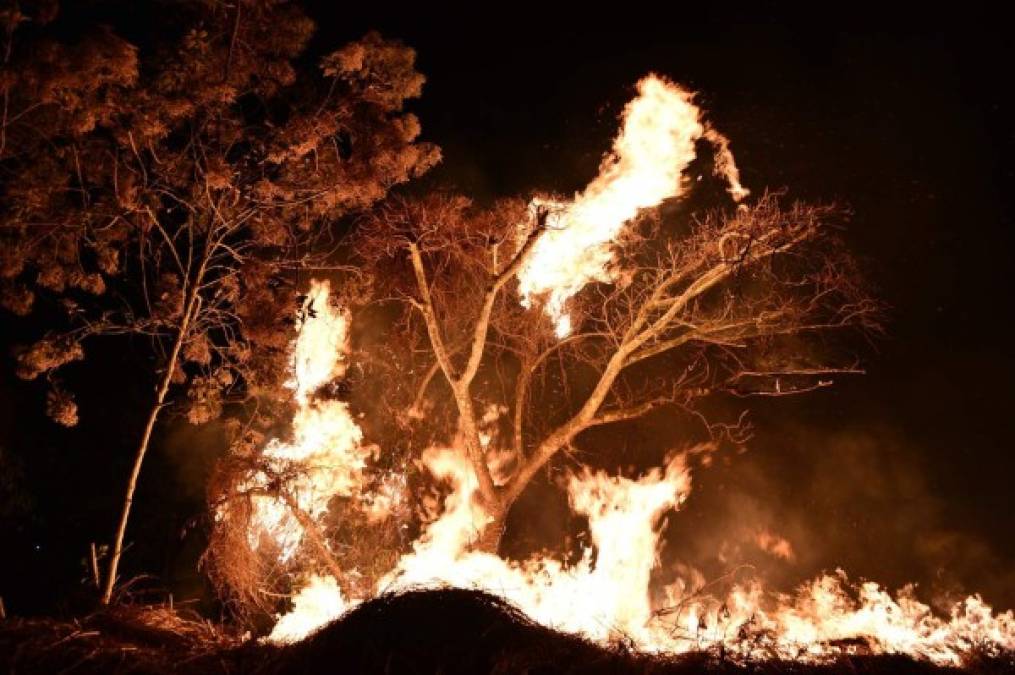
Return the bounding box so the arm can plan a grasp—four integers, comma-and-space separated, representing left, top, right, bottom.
0, 0, 438, 603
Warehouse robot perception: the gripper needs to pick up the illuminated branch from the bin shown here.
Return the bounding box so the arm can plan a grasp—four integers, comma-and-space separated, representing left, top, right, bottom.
460, 208, 547, 388
724, 367, 865, 397
504, 200, 866, 507
355, 192, 879, 555
586, 398, 673, 428
408, 242, 500, 509
409, 359, 443, 417
279, 491, 345, 584
512, 331, 607, 458
409, 243, 458, 381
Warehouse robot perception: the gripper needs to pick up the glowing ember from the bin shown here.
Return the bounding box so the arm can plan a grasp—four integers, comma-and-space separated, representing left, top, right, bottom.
516, 74, 748, 335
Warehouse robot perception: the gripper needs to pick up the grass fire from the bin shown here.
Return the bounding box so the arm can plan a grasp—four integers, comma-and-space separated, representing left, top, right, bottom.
0, 2, 1012, 674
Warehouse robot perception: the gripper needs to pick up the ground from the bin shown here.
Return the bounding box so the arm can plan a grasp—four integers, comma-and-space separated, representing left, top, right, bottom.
1, 589, 1012, 674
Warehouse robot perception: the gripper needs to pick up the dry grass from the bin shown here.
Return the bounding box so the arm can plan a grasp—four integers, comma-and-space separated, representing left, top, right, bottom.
2, 589, 1012, 674
0, 603, 243, 674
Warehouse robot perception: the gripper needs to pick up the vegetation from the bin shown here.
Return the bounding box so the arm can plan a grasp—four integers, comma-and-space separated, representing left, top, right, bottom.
2, 589, 1011, 674
0, 0, 437, 602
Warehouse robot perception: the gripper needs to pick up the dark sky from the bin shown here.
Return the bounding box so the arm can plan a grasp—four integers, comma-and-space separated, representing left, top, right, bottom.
2, 2, 1013, 615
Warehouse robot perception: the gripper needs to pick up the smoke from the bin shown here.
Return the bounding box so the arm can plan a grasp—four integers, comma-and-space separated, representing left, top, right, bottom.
477, 386, 1015, 614
657, 417, 1015, 610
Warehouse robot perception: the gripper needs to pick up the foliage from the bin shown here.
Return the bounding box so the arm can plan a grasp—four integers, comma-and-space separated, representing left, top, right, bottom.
0, 0, 439, 426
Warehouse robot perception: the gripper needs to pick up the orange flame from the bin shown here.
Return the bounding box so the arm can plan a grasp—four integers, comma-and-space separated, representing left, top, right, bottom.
267, 436, 1015, 664
517, 74, 748, 336
240, 280, 372, 560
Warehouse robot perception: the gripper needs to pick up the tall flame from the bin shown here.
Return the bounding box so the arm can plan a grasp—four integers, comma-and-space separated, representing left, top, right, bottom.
242, 280, 371, 560
517, 74, 748, 335
370, 448, 695, 646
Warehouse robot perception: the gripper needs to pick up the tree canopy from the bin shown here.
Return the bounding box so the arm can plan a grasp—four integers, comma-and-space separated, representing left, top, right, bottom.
0, 0, 438, 602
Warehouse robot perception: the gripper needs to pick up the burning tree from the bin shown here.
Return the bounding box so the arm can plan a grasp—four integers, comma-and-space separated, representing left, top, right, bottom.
206, 75, 881, 627
0, 2, 437, 603
357, 192, 877, 552
350, 76, 880, 555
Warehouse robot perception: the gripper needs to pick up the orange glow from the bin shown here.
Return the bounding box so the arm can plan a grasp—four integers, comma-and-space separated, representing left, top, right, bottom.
516, 74, 748, 335
238, 280, 372, 560
250, 82, 1013, 666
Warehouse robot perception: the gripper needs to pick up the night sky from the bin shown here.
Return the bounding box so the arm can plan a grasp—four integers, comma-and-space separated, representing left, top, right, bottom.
1, 2, 1013, 616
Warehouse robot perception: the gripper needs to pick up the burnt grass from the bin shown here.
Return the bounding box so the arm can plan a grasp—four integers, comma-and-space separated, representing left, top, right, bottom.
1, 588, 1012, 675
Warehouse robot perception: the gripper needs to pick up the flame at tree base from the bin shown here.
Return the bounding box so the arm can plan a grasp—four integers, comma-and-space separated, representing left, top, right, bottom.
265, 444, 1015, 667
239, 284, 1013, 667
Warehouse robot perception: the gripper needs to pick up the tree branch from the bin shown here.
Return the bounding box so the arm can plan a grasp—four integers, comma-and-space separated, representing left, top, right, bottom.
460, 209, 547, 388
408, 242, 499, 509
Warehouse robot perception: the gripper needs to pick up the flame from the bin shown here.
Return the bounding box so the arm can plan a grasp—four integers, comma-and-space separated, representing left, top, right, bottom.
243, 78, 1013, 664
241, 280, 372, 560
370, 449, 694, 647
516, 74, 748, 334
268, 574, 348, 643
290, 280, 349, 402
690, 573, 1015, 664
266, 433, 1015, 664
755, 529, 796, 562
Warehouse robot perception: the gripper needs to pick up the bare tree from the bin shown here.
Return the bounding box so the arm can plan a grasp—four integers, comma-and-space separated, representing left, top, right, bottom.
354, 192, 880, 552
0, 3, 438, 603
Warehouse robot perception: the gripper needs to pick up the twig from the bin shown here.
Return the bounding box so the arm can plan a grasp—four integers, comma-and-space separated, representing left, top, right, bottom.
89, 542, 101, 589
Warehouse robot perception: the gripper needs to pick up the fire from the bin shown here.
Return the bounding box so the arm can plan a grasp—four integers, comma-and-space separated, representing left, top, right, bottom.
240, 280, 372, 560
516, 74, 748, 335
264, 425, 1015, 664
241, 79, 1013, 665
268, 574, 348, 644
289, 281, 349, 403
755, 529, 796, 562
372, 448, 695, 646
706, 574, 1015, 664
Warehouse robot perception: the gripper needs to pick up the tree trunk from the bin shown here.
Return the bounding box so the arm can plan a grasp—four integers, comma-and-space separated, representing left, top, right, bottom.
472, 508, 507, 555
281, 490, 345, 583
101, 296, 201, 605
